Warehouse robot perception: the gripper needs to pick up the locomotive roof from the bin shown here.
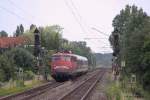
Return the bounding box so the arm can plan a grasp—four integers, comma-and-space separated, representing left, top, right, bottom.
52, 53, 88, 61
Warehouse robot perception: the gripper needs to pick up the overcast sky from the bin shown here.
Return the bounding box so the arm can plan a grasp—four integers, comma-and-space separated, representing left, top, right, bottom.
0, 0, 150, 53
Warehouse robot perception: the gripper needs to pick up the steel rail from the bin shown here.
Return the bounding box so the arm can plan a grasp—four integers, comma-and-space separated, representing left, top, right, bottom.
0, 80, 64, 100
21, 82, 65, 100
58, 70, 104, 100
81, 71, 105, 100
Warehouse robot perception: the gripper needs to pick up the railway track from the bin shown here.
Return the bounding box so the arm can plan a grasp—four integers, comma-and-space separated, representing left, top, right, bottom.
0, 80, 64, 100
58, 70, 105, 100
0, 69, 106, 100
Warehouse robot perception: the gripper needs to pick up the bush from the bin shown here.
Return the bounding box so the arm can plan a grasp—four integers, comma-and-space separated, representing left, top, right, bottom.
24, 71, 35, 80
106, 82, 121, 100
0, 54, 16, 82
0, 69, 5, 82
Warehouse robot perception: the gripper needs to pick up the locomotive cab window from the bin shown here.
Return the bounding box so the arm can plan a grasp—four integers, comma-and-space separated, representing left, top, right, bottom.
71, 57, 77, 62
62, 56, 71, 61
52, 56, 61, 61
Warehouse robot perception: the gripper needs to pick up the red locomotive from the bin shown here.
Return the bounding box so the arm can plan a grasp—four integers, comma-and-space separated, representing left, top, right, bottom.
51, 52, 88, 81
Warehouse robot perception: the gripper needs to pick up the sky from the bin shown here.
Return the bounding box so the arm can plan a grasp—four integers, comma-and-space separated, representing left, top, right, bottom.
0, 0, 150, 53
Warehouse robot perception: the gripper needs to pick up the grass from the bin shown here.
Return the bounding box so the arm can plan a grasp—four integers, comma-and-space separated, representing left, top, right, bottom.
0, 85, 32, 96
106, 74, 150, 100
0, 80, 42, 97
106, 82, 122, 100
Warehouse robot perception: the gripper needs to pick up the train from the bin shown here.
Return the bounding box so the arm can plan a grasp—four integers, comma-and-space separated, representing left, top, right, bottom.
51, 52, 88, 82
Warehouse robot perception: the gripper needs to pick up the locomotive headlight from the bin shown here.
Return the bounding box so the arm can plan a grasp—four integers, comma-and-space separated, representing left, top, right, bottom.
54, 66, 69, 69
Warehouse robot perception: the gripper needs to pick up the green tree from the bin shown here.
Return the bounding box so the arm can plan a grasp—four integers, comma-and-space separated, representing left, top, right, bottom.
109, 5, 150, 91
5, 48, 35, 71
14, 24, 24, 37
0, 54, 16, 82
30, 24, 36, 31
0, 30, 8, 37
14, 26, 21, 37
40, 25, 63, 51
20, 24, 24, 34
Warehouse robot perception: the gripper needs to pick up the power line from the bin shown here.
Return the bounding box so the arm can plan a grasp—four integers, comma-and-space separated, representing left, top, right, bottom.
69, 0, 94, 34
0, 6, 31, 24
6, 0, 42, 24
86, 38, 109, 45
69, 0, 83, 22
68, 0, 110, 42
91, 27, 110, 37
97, 46, 112, 48
7, 0, 33, 17
67, 0, 103, 42
64, 0, 86, 33
84, 38, 108, 40
64, 0, 111, 52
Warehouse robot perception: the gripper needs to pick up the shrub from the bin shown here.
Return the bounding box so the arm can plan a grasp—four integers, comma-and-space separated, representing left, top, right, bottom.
24, 71, 35, 80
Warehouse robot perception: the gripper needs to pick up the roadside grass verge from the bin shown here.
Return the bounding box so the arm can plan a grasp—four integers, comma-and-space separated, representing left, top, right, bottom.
106, 81, 122, 100
0, 80, 42, 97
106, 76, 150, 100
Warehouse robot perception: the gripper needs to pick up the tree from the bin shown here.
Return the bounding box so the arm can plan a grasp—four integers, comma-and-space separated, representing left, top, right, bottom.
30, 24, 36, 31
0, 30, 8, 37
14, 26, 21, 37
109, 5, 150, 91
20, 24, 24, 33
5, 48, 35, 71
0, 47, 36, 82
0, 54, 16, 82
14, 24, 24, 37
40, 25, 63, 51
141, 34, 150, 90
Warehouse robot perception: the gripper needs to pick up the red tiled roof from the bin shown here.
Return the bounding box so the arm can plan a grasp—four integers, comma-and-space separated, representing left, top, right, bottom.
0, 36, 30, 48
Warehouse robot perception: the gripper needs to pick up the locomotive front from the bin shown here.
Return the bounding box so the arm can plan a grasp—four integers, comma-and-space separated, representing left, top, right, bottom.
51, 53, 76, 81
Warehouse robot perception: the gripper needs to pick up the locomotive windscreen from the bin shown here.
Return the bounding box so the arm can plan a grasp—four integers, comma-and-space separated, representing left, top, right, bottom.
52, 55, 71, 61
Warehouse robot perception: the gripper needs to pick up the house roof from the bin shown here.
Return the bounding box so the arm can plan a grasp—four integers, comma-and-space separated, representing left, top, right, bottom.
0, 36, 30, 48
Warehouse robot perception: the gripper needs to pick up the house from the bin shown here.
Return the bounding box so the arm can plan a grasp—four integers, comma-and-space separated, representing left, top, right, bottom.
0, 36, 30, 52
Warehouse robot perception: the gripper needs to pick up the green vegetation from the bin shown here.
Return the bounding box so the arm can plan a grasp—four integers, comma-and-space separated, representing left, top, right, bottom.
0, 80, 42, 96
107, 76, 150, 100
0, 30, 8, 37
14, 24, 24, 37
0, 48, 35, 82
0, 53, 16, 82
109, 4, 150, 95
0, 24, 96, 92
94, 53, 112, 67
106, 82, 122, 100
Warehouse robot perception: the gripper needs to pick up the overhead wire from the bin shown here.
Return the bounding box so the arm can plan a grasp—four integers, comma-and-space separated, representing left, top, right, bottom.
1, 0, 111, 52
6, 0, 43, 24
69, 0, 83, 22
69, 0, 110, 38
69, 0, 93, 34
67, 0, 112, 51
63, 0, 87, 34
84, 38, 108, 40
66, 0, 112, 53
63, 0, 112, 53
68, 0, 110, 44
7, 0, 34, 18
0, 6, 31, 24
91, 27, 110, 37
